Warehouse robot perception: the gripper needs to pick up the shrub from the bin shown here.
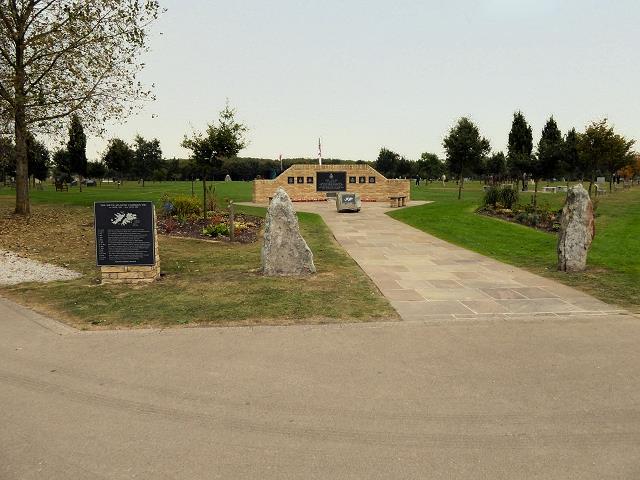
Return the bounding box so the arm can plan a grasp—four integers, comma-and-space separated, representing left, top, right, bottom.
498, 186, 519, 209
202, 222, 229, 237
172, 195, 201, 217
482, 186, 500, 207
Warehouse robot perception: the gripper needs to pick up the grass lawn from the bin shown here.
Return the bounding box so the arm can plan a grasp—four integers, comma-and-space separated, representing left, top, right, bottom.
390, 181, 640, 311
0, 183, 397, 328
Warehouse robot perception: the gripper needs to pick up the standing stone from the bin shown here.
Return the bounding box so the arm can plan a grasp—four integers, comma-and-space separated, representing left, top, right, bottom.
261, 188, 316, 276
557, 184, 595, 272
224, 174, 232, 182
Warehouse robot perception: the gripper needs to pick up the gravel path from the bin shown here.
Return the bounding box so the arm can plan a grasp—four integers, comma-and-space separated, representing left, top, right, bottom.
0, 250, 82, 285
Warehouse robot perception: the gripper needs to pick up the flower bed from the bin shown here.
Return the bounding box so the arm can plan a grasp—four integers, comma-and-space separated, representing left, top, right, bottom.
477, 204, 562, 233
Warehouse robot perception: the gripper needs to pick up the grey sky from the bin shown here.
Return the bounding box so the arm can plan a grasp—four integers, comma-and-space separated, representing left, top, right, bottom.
87, 0, 640, 162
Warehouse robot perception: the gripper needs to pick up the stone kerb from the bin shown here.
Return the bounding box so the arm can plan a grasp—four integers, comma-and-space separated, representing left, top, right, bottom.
253, 164, 410, 203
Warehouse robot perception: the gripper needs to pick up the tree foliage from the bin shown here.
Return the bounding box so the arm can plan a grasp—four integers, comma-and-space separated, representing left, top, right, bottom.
0, 0, 161, 214
102, 138, 135, 179
577, 119, 636, 193
181, 102, 249, 177
25, 132, 49, 181
416, 152, 445, 180
132, 134, 162, 186
67, 114, 87, 178
442, 117, 490, 199
506, 111, 533, 187
535, 116, 563, 181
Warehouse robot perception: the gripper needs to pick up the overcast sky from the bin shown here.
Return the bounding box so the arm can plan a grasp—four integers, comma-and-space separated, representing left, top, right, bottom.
86, 0, 640, 162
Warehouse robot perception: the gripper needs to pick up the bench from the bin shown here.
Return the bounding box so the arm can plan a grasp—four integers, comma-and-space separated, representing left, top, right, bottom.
555, 185, 567, 193
388, 195, 407, 208
55, 181, 68, 192
542, 186, 557, 193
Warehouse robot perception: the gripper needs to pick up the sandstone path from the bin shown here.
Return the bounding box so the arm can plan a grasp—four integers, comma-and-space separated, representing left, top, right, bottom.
287, 201, 628, 321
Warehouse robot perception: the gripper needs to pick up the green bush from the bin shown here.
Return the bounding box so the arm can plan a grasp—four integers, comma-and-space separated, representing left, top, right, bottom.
172, 195, 201, 217
202, 222, 229, 237
482, 186, 500, 207
498, 186, 519, 209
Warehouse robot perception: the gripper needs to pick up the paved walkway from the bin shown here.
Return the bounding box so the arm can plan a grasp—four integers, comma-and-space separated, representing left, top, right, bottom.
266, 201, 627, 321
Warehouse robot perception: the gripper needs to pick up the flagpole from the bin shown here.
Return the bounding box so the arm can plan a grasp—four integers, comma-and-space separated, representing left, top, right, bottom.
318, 137, 322, 165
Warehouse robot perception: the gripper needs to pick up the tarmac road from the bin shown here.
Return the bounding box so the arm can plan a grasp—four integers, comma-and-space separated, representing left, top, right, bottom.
1, 297, 640, 479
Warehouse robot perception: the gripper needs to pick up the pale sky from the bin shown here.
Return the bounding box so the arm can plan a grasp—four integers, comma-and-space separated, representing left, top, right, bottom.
86, 0, 640, 162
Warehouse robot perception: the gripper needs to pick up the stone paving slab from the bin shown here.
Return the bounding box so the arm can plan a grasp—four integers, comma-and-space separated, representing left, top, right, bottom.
241, 200, 628, 321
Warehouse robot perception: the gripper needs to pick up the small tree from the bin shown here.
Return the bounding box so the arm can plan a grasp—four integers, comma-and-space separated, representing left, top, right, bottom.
561, 128, 580, 183
182, 102, 248, 218
132, 135, 162, 187
0, 137, 16, 184
416, 152, 445, 181
87, 161, 107, 183
67, 115, 87, 192
26, 134, 50, 184
374, 148, 400, 178
578, 119, 635, 194
443, 117, 491, 199
52, 149, 72, 182
506, 111, 533, 190
533, 116, 563, 205
103, 138, 135, 185
485, 152, 507, 183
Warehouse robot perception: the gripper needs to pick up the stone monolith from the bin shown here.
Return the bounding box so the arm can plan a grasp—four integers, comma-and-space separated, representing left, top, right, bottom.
557, 184, 595, 272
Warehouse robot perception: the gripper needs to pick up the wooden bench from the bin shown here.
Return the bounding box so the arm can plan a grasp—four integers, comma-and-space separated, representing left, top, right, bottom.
388, 195, 407, 208
55, 181, 68, 192
594, 184, 607, 196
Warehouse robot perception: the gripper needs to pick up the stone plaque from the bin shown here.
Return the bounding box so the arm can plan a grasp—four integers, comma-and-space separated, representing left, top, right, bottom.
316, 172, 346, 192
95, 201, 155, 266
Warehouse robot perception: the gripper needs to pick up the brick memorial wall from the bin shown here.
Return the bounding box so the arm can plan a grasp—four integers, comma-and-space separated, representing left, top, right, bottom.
253, 164, 410, 203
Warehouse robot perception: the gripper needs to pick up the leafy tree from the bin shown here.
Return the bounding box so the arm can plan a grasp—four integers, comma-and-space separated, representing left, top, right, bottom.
102, 138, 135, 183
416, 152, 445, 180
443, 117, 491, 199
485, 152, 507, 182
395, 156, 413, 178
374, 148, 400, 178
532, 116, 563, 205
52, 149, 72, 182
26, 134, 49, 183
67, 114, 87, 191
561, 128, 580, 181
578, 119, 636, 194
0, 1, 161, 215
506, 111, 533, 190
132, 135, 162, 187
87, 161, 107, 181
182, 102, 249, 218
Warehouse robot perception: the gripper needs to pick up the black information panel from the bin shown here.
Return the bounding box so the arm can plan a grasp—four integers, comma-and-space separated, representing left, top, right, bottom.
95, 201, 155, 266
316, 172, 347, 192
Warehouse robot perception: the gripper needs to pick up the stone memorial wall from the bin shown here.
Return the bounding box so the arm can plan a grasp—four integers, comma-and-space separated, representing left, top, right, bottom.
253, 164, 410, 203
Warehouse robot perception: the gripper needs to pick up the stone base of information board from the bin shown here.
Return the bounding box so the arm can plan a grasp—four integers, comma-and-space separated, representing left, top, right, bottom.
100, 264, 160, 284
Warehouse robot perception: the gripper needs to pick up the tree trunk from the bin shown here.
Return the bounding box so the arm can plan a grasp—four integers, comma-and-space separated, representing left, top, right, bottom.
14, 106, 29, 215
457, 172, 463, 200
609, 174, 613, 193
202, 176, 207, 221
79, 175, 83, 193
533, 179, 538, 208
14, 40, 29, 215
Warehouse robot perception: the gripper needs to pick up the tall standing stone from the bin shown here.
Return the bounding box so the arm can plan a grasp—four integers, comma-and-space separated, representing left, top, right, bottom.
557, 184, 595, 272
261, 188, 316, 276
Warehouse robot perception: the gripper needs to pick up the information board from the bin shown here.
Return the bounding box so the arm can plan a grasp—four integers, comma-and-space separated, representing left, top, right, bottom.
94, 201, 155, 266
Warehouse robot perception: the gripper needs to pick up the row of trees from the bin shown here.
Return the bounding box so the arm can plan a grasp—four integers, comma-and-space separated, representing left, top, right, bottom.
374, 112, 637, 200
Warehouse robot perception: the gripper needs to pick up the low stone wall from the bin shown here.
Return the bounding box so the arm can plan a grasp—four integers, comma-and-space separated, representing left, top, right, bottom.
253, 164, 410, 203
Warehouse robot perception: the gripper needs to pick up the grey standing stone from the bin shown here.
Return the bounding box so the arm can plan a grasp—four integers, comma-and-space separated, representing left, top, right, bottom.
261, 188, 316, 276
557, 184, 595, 272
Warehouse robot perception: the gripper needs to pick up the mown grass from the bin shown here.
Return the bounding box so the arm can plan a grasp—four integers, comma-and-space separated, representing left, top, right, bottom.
0, 180, 252, 207
390, 181, 640, 311
0, 195, 397, 328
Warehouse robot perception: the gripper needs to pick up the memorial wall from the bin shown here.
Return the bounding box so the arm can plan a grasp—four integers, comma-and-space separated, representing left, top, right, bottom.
253, 164, 410, 203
